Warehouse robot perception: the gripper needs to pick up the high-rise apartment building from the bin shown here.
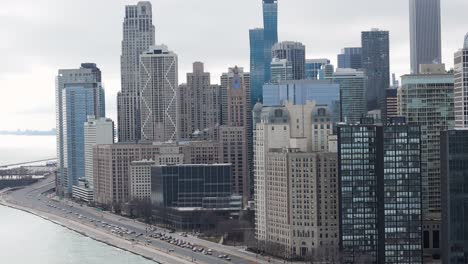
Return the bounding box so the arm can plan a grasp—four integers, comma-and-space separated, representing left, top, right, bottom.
338, 118, 422, 264
140, 45, 178, 143
409, 0, 442, 74
337, 48, 362, 70
329, 68, 367, 123
454, 35, 468, 128
117, 1, 155, 142
305, 59, 330, 80
248, 0, 278, 106
84, 116, 114, 189
56, 63, 105, 196
441, 129, 468, 263
254, 103, 338, 259
399, 64, 454, 216
272, 41, 306, 80
270, 58, 293, 83
178, 62, 221, 140
362, 29, 390, 111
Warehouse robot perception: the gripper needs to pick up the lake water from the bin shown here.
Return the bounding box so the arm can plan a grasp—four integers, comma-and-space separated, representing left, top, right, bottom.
0, 205, 155, 264
0, 135, 56, 166
0, 135, 154, 263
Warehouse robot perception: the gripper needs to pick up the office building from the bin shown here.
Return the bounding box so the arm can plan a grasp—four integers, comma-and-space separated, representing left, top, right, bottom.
362, 29, 390, 111
399, 64, 454, 216
129, 159, 156, 201
117, 1, 155, 142
263, 0, 278, 85
248, 0, 278, 105
441, 129, 468, 263
409, 0, 442, 74
305, 59, 330, 80
56, 63, 105, 196
454, 35, 468, 128
249, 28, 265, 104
270, 58, 293, 83
140, 45, 178, 142
329, 68, 367, 123
253, 103, 338, 259
178, 62, 221, 140
320, 63, 335, 79
338, 118, 422, 263
337, 48, 362, 70
272, 41, 306, 80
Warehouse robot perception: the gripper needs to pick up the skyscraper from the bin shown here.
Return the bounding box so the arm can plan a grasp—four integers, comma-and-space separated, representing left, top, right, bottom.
272, 41, 306, 80
84, 116, 114, 190
56, 64, 105, 197
409, 0, 442, 74
337, 48, 362, 70
338, 118, 422, 264
330, 68, 367, 123
249, 0, 278, 106
362, 29, 390, 111
270, 58, 293, 83
263, 0, 278, 84
140, 45, 178, 143
220, 66, 251, 202
399, 64, 454, 216
305, 59, 330, 80
454, 34, 468, 128
117, 1, 155, 142
441, 129, 468, 263
178, 62, 221, 140
249, 28, 265, 104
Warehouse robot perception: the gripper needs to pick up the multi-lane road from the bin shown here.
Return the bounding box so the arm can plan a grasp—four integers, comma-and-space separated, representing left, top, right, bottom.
1, 177, 289, 264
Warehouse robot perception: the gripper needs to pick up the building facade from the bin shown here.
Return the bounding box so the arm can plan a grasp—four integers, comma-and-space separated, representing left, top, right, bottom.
385, 88, 398, 120
454, 36, 468, 128
84, 116, 114, 190
305, 59, 330, 80
329, 68, 367, 124
270, 58, 293, 83
272, 41, 306, 80
140, 45, 178, 142
337, 48, 362, 70
338, 118, 422, 264
441, 129, 468, 263
178, 62, 221, 140
263, 0, 278, 85
409, 0, 442, 74
399, 64, 454, 216
249, 28, 265, 105
362, 29, 390, 111
117, 1, 155, 142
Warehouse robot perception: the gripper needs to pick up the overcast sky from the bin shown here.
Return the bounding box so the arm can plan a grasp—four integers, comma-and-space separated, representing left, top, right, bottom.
1, 0, 467, 130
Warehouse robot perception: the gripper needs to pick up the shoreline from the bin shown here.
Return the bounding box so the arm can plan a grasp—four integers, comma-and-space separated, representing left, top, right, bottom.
0, 198, 194, 264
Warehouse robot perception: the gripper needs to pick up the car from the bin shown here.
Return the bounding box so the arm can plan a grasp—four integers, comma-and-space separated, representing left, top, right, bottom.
218, 255, 224, 258
168, 249, 174, 252
225, 257, 231, 261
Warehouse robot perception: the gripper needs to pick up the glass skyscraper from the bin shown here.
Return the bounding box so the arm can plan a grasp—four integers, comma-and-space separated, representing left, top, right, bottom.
249, 28, 265, 104
362, 29, 390, 111
441, 129, 468, 263
337, 47, 362, 70
263, 0, 278, 84
338, 118, 422, 264
249, 0, 278, 106
63, 85, 101, 195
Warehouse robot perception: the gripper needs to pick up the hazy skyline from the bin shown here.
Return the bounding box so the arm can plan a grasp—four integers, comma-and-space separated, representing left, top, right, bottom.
1, 0, 467, 130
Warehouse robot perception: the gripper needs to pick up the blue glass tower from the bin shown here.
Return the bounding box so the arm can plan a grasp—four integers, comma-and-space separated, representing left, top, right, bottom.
249, 0, 278, 106
263, 0, 278, 84
63, 85, 100, 194
250, 28, 265, 104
